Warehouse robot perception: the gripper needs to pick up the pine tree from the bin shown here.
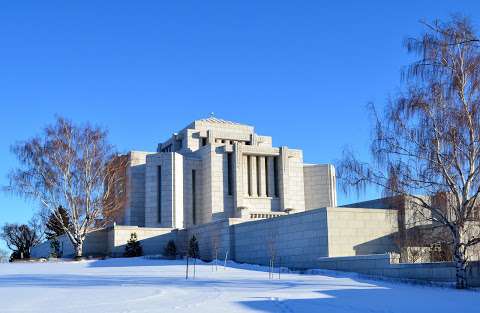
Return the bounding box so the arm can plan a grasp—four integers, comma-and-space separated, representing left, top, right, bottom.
188, 235, 199, 259
49, 237, 61, 258
124, 233, 143, 257
45, 206, 70, 241
164, 240, 177, 259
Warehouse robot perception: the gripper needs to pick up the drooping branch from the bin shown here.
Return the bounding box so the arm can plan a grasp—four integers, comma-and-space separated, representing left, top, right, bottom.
338, 16, 480, 288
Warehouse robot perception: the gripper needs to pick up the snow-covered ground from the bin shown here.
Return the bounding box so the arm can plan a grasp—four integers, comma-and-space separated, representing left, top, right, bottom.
0, 258, 478, 313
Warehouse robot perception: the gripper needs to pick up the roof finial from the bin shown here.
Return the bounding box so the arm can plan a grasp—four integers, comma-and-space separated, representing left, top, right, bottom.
210, 112, 215, 117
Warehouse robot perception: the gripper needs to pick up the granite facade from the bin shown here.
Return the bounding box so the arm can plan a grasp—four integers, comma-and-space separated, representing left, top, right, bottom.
116, 118, 336, 229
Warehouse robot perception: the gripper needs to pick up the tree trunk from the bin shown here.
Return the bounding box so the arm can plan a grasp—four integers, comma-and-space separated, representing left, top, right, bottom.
74, 241, 83, 259
453, 228, 468, 289
193, 258, 196, 279
224, 249, 229, 269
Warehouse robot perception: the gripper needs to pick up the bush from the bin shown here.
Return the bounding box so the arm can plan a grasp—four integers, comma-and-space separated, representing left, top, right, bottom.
9, 251, 22, 262
164, 240, 177, 259
124, 233, 143, 257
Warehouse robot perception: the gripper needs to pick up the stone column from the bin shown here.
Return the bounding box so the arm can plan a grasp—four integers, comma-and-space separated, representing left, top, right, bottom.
258, 156, 267, 197
279, 147, 289, 211
233, 143, 246, 217
249, 155, 257, 197
242, 154, 249, 197
172, 152, 184, 229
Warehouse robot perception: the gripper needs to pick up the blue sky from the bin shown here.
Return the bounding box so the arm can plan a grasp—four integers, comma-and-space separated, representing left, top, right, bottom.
1, 1, 480, 251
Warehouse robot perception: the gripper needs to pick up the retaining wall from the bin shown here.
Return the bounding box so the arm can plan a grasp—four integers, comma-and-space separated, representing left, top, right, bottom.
31, 225, 174, 258
31, 228, 108, 258
232, 208, 329, 268
326, 207, 398, 256
107, 225, 176, 257
32, 206, 399, 262
184, 219, 234, 260
316, 253, 480, 287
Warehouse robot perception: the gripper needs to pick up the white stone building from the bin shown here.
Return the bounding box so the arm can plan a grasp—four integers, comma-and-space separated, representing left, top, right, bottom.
118, 117, 337, 229
31, 118, 404, 264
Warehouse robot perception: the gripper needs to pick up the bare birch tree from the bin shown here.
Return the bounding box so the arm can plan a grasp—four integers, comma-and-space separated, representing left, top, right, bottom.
338, 16, 480, 289
5, 117, 126, 258
223, 248, 229, 270
211, 228, 220, 271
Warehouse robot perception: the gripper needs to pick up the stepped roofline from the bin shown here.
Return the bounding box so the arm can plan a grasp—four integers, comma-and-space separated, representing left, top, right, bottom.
181, 117, 254, 133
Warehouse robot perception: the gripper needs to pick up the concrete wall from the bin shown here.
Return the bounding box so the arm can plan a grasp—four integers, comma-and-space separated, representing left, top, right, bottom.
304, 164, 337, 209
210, 145, 233, 220
107, 225, 176, 257
31, 228, 108, 258
229, 207, 399, 268
184, 219, 235, 260
232, 209, 329, 268
284, 148, 306, 212
342, 195, 432, 229
31, 226, 175, 258
145, 152, 184, 228
124, 151, 154, 226
31, 206, 399, 268
316, 253, 480, 287
182, 157, 203, 228
327, 207, 398, 257
198, 146, 213, 225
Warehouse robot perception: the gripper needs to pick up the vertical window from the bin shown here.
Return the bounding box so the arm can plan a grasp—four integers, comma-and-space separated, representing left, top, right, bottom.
247, 156, 252, 196
265, 157, 270, 197
201, 137, 207, 146
227, 153, 233, 196
192, 170, 196, 225
273, 157, 279, 197
256, 156, 261, 197
157, 166, 162, 223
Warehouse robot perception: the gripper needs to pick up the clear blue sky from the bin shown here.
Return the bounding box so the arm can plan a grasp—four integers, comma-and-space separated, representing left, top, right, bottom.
1, 1, 479, 251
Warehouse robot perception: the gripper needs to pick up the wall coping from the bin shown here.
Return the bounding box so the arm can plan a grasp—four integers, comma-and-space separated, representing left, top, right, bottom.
107, 224, 176, 232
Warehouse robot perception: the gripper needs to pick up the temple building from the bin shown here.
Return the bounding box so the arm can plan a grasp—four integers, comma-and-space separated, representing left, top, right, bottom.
117, 117, 337, 229
31, 117, 479, 273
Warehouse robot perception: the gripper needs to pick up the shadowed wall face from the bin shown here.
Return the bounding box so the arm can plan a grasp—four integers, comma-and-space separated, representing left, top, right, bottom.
232, 209, 329, 268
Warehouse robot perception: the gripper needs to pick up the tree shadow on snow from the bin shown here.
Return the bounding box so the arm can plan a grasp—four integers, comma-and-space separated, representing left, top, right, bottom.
0, 273, 373, 291
238, 286, 479, 313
